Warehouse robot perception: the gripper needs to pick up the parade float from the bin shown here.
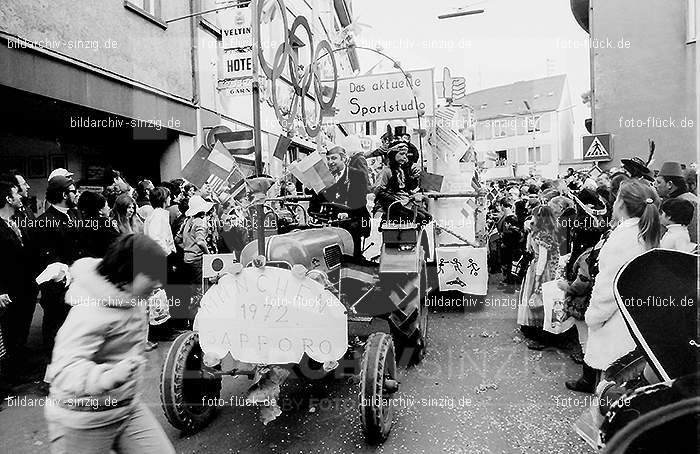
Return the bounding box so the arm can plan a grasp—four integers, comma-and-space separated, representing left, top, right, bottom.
159, 0, 430, 443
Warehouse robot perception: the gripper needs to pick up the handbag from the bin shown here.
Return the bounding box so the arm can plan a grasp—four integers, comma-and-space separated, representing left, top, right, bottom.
542, 280, 574, 334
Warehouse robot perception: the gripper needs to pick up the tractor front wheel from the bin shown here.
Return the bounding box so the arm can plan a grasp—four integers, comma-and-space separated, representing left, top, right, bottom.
160, 331, 221, 433
359, 332, 398, 444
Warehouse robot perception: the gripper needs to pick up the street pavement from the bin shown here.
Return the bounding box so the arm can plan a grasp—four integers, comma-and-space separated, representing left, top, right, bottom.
1, 274, 593, 453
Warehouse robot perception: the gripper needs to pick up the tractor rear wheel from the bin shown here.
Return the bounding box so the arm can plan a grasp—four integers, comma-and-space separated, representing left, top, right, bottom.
359, 332, 398, 444
388, 261, 429, 366
160, 331, 221, 433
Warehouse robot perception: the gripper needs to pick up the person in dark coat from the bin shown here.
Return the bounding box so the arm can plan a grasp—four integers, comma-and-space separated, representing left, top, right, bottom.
0, 179, 36, 383
310, 146, 371, 258
32, 175, 81, 351
77, 190, 119, 259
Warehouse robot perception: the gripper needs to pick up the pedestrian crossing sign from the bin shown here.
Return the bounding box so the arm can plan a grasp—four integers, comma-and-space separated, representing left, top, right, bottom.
582, 134, 612, 161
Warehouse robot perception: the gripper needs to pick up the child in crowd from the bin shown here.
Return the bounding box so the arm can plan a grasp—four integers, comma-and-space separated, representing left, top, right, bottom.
659, 198, 695, 251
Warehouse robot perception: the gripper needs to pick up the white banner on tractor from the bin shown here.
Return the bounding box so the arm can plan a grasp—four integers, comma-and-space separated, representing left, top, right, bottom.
195, 267, 348, 365
435, 247, 488, 295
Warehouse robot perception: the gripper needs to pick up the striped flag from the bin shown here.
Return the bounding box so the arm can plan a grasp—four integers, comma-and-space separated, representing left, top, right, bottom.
182, 144, 236, 191
215, 130, 255, 156
471, 165, 482, 191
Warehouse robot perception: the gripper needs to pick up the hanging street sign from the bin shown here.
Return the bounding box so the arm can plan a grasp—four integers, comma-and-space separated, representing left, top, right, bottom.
220, 6, 252, 49
330, 69, 435, 124
221, 49, 253, 79
582, 133, 612, 161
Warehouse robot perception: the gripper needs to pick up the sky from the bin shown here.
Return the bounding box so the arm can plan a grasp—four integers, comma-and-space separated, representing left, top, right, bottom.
351, 0, 592, 139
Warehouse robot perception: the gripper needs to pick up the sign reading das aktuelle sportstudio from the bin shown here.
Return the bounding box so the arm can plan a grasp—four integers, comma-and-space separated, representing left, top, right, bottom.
330, 69, 435, 124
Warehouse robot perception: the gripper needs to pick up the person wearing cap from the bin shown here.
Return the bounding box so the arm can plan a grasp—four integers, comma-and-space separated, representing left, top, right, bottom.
177, 195, 214, 288
32, 175, 81, 351
654, 161, 698, 243
310, 146, 370, 258
47, 168, 74, 182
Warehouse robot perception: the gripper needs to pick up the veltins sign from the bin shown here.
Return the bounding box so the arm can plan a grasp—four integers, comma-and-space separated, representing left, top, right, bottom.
220, 6, 252, 49
331, 69, 435, 124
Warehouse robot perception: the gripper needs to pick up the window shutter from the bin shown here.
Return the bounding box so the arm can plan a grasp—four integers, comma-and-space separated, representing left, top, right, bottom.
516, 147, 527, 164
516, 117, 527, 135
506, 148, 515, 163
541, 145, 552, 163
539, 113, 551, 132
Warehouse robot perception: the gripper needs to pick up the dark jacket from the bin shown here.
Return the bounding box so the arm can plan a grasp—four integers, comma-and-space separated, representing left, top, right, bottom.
32, 206, 81, 270
76, 216, 120, 259
310, 166, 371, 236
0, 217, 33, 300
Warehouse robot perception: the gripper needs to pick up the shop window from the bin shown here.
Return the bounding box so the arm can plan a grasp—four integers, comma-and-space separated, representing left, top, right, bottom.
124, 0, 166, 28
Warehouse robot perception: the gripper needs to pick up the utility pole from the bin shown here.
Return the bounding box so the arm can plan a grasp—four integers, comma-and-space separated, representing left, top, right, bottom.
251, 0, 266, 255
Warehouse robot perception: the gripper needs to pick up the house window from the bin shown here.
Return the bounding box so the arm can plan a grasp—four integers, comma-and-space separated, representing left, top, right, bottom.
476, 122, 492, 140
689, 0, 697, 43
495, 150, 508, 167
493, 120, 507, 137
527, 146, 542, 163
124, 0, 166, 28
527, 116, 541, 133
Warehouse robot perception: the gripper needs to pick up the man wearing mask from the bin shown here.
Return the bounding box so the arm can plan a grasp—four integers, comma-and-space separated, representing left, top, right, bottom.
654, 161, 698, 243
0, 179, 35, 385
310, 146, 370, 258
32, 175, 80, 351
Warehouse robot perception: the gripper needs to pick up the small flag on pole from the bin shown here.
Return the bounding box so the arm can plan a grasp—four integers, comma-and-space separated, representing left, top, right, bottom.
273, 135, 292, 160
215, 130, 255, 156
420, 171, 444, 192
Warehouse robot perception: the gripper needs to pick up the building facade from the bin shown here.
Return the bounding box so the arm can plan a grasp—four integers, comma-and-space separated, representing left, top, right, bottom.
572, 0, 697, 168
0, 0, 355, 205
465, 75, 574, 180
0, 0, 198, 198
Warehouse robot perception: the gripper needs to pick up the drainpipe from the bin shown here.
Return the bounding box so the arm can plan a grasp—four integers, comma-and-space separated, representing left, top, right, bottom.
190, 0, 201, 110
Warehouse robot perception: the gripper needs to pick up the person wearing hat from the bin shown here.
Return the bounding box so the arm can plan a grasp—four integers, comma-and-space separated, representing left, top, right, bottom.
373, 141, 430, 225
309, 146, 371, 258
654, 161, 698, 243
177, 195, 214, 288
32, 175, 81, 352
47, 168, 74, 182
620, 156, 654, 182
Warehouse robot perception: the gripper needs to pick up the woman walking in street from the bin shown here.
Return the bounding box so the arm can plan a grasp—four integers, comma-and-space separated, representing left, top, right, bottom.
516, 205, 561, 348
43, 234, 175, 453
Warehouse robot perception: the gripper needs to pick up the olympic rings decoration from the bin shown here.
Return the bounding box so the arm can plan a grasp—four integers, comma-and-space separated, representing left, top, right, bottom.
255, 0, 338, 137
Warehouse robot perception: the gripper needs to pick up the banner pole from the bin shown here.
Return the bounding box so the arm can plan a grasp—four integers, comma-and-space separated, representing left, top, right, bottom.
251, 0, 266, 256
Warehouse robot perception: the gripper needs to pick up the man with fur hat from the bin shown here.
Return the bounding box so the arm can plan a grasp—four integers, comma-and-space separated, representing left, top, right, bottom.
310, 146, 370, 258
654, 161, 698, 242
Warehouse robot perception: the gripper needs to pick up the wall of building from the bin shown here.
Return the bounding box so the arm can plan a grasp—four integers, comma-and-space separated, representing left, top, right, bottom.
0, 0, 194, 100
592, 0, 696, 167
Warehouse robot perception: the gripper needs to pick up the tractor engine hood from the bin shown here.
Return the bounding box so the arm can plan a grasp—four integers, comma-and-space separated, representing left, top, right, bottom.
239, 227, 354, 273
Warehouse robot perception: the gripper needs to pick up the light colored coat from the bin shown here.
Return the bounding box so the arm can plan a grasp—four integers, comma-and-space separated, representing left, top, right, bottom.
44, 258, 148, 428
584, 218, 647, 370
